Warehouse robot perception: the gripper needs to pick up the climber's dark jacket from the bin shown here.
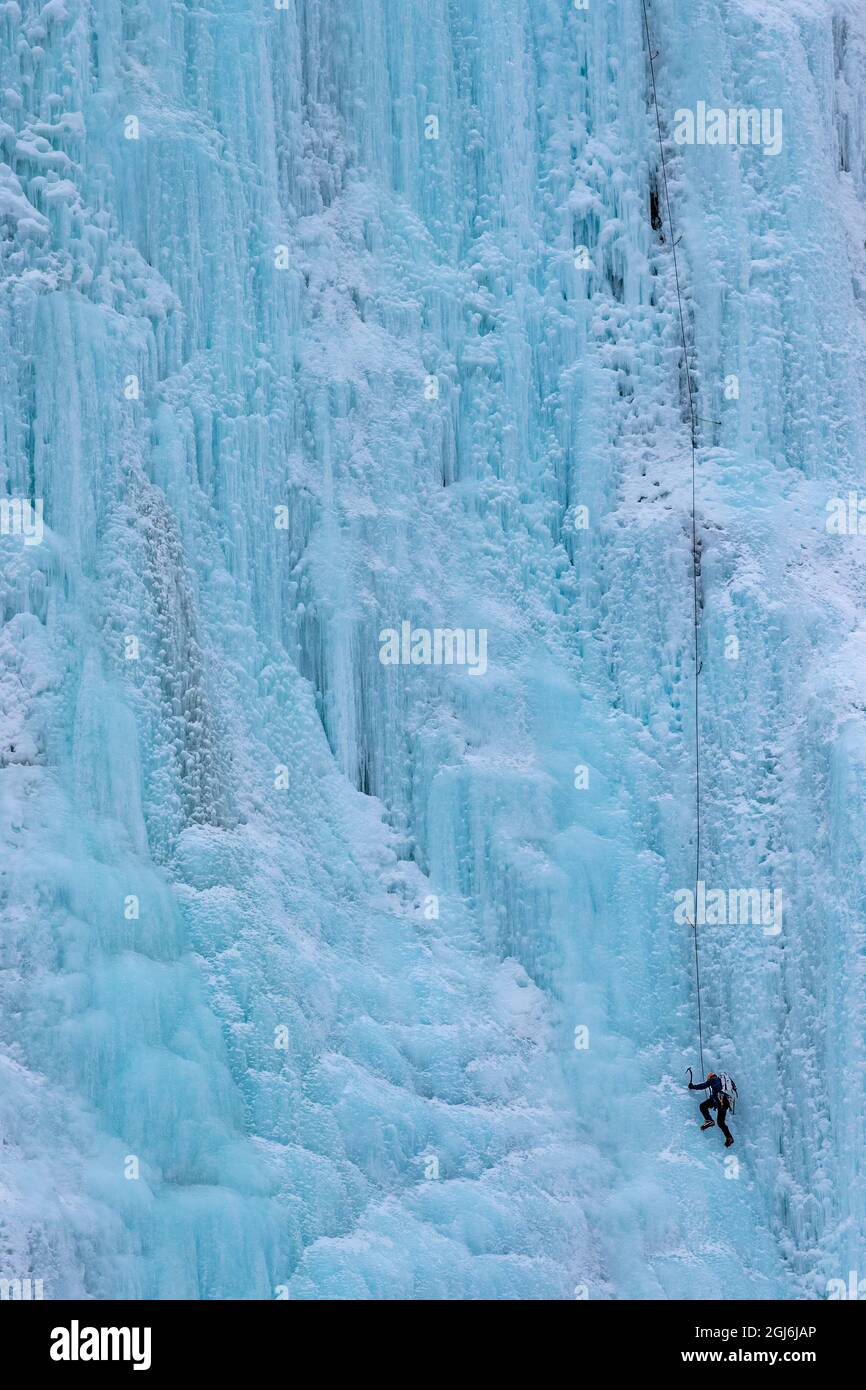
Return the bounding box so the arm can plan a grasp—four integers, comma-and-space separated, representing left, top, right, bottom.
689, 1075, 723, 1102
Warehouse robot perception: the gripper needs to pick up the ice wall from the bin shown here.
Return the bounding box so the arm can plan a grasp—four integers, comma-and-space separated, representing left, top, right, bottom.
0, 0, 862, 1299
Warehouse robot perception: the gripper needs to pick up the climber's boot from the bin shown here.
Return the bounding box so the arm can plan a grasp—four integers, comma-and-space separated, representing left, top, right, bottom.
700, 1120, 714, 1131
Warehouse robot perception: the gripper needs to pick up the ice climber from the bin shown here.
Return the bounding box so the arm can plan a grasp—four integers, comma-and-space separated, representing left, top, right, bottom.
687, 1069, 735, 1148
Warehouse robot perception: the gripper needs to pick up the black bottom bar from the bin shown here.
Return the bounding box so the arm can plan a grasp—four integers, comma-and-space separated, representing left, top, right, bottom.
3, 1297, 858, 1375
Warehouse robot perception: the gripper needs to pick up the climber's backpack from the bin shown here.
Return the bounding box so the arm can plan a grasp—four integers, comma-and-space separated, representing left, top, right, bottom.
718, 1073, 738, 1113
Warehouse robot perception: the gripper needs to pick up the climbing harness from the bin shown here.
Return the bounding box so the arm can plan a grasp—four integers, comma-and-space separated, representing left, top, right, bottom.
641, 0, 705, 1075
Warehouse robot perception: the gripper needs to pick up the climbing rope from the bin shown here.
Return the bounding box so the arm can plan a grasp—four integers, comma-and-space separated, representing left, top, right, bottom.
641, 0, 705, 1076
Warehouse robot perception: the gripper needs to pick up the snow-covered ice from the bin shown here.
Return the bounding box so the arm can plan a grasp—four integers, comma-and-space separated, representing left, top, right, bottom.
0, 0, 864, 1299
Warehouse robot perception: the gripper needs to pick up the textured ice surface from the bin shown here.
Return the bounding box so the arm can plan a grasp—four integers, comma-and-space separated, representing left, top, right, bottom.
0, 0, 864, 1299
